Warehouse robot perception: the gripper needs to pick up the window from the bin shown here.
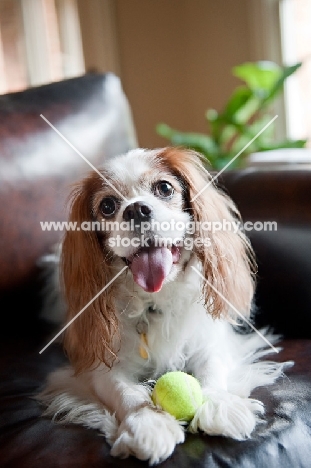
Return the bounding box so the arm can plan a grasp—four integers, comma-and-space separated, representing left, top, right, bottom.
280, 0, 311, 146
0, 0, 27, 93
0, 0, 85, 94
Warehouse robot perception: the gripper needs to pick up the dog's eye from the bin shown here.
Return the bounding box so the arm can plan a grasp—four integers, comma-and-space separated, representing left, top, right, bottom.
154, 181, 174, 198
100, 197, 118, 217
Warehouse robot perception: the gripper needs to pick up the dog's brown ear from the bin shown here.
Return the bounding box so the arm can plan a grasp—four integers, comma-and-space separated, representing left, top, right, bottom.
157, 147, 256, 319
61, 174, 119, 374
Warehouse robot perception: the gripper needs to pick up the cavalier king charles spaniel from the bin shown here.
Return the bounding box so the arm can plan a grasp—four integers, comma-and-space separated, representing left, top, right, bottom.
39, 147, 287, 465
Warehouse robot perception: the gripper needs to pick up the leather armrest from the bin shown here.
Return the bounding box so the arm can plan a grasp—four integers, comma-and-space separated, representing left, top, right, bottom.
221, 167, 311, 337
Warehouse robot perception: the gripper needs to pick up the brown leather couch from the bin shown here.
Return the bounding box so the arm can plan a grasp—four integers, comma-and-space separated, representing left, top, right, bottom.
0, 74, 310, 467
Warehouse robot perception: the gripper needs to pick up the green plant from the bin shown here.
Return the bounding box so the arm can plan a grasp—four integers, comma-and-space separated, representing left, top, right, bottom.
157, 61, 307, 170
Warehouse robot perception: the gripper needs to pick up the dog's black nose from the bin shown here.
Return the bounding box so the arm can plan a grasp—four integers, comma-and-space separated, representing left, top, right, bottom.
123, 202, 153, 222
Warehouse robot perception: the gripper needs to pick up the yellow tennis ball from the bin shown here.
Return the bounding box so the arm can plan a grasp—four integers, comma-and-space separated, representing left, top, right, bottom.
152, 371, 203, 422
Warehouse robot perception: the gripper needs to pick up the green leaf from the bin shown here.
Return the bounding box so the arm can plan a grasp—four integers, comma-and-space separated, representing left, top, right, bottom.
206, 109, 218, 121
219, 124, 237, 147
205, 109, 223, 142
246, 115, 276, 144
233, 95, 262, 124
258, 139, 307, 151
213, 153, 244, 170
156, 123, 176, 140
230, 133, 259, 157
224, 86, 252, 118
232, 61, 282, 96
263, 62, 302, 104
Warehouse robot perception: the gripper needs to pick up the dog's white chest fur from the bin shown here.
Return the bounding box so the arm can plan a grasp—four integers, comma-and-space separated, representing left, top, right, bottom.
115, 261, 205, 378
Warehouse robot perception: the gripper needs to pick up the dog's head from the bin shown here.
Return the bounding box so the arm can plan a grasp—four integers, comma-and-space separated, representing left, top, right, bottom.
62, 148, 256, 372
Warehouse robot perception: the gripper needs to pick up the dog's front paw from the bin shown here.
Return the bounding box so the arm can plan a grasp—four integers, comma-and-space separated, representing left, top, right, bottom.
189, 392, 264, 440
111, 406, 185, 465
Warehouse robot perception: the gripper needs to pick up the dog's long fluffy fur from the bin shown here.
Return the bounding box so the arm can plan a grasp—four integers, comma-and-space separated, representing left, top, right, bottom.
39, 148, 287, 465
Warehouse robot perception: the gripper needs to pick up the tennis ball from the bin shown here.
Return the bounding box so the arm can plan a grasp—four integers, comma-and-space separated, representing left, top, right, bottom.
152, 371, 203, 422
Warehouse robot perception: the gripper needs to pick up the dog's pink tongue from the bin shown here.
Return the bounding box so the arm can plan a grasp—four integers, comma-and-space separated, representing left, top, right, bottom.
130, 247, 173, 293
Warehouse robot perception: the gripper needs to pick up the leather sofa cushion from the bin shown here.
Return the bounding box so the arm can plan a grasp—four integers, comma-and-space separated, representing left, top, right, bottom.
0, 334, 310, 467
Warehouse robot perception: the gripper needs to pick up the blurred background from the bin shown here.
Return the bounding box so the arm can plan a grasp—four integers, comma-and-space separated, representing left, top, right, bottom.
0, 0, 310, 149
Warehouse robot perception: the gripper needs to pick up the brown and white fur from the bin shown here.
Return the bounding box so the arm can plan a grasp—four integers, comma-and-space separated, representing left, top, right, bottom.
39, 148, 287, 465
